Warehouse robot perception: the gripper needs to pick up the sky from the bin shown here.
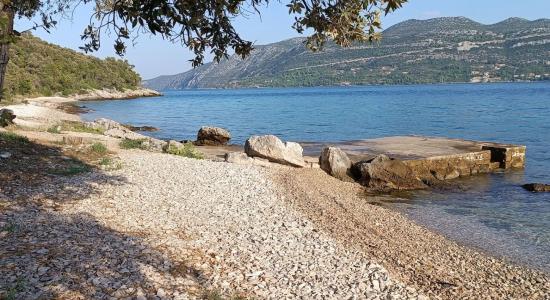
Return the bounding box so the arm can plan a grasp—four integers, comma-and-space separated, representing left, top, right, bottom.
14, 0, 550, 80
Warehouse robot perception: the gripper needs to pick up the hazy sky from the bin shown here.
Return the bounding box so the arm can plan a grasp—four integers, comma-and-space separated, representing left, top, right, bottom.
14, 0, 550, 79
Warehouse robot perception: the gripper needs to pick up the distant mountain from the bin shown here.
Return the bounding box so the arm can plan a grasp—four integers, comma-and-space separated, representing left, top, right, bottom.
144, 17, 550, 90
5, 34, 142, 99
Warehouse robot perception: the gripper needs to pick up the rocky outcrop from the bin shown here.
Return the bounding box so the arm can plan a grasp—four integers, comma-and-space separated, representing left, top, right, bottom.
86, 118, 166, 152
196, 126, 231, 146
244, 135, 305, 167
86, 118, 124, 131
352, 154, 427, 191
74, 88, 162, 101
0, 109, 16, 127
522, 183, 550, 192
319, 147, 353, 181
124, 124, 159, 132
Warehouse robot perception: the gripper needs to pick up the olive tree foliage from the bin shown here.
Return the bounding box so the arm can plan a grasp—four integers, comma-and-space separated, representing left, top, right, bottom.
0, 0, 406, 99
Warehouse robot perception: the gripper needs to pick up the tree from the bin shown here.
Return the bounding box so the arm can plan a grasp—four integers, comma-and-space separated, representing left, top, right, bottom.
0, 0, 407, 100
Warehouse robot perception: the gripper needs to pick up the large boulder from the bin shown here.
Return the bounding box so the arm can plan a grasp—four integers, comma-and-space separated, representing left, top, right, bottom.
196, 126, 231, 146
0, 109, 16, 127
522, 183, 550, 192
244, 135, 305, 167
319, 147, 353, 181
352, 154, 427, 191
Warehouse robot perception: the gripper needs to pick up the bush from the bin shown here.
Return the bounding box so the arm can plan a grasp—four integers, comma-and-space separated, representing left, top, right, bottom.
0, 132, 29, 144
61, 121, 104, 134
166, 142, 204, 159
4, 34, 141, 99
90, 142, 108, 154
119, 138, 147, 149
46, 125, 61, 134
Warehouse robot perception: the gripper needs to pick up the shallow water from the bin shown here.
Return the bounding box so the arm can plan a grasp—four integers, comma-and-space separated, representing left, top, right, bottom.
81, 82, 550, 272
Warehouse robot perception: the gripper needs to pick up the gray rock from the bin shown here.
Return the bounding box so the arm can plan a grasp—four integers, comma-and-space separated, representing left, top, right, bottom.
225, 152, 254, 164
522, 183, 550, 192
0, 151, 12, 159
0, 109, 16, 127
319, 147, 352, 181
87, 118, 124, 131
104, 128, 146, 140
163, 140, 185, 152
146, 138, 167, 152
353, 154, 427, 191
196, 126, 231, 146
244, 135, 305, 167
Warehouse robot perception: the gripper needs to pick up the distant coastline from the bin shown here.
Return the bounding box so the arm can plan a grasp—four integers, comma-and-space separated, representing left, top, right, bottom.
150, 79, 549, 92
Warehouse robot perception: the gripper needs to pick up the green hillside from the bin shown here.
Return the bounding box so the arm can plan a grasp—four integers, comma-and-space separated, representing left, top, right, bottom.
144, 17, 550, 89
4, 34, 141, 99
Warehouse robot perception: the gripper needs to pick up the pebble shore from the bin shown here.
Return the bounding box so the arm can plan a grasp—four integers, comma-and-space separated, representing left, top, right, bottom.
2, 151, 422, 299
1, 96, 549, 299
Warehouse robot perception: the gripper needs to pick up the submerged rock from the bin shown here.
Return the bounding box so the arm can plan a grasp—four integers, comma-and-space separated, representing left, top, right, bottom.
245, 135, 305, 167
0, 109, 16, 127
124, 124, 159, 132
352, 154, 427, 191
319, 147, 353, 181
522, 183, 550, 192
196, 126, 231, 146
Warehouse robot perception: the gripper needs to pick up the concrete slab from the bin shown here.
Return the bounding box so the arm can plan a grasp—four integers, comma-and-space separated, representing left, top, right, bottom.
301, 136, 523, 161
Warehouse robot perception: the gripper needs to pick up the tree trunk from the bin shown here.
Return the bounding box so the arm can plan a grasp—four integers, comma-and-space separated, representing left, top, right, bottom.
0, 4, 14, 101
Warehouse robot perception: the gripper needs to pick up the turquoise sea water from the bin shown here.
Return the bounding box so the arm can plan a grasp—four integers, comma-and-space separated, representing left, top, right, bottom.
81, 82, 550, 272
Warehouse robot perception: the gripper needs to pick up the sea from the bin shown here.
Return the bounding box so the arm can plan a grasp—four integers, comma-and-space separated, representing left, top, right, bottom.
80, 82, 550, 273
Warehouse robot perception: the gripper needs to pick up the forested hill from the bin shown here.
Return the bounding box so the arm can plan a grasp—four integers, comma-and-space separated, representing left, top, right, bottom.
144, 17, 550, 90
4, 34, 141, 99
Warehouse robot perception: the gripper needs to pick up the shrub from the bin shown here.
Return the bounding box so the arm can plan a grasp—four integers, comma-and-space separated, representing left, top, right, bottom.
0, 132, 29, 144
46, 125, 61, 134
61, 121, 104, 134
166, 142, 204, 159
90, 142, 108, 154
119, 138, 147, 149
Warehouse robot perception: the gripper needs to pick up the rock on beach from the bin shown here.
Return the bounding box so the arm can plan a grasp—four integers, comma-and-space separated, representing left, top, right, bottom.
353, 154, 427, 191
319, 146, 353, 181
196, 126, 232, 146
244, 135, 305, 167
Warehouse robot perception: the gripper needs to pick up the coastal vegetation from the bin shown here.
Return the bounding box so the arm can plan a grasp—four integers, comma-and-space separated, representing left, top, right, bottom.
3, 34, 141, 100
0, 0, 405, 100
165, 142, 204, 159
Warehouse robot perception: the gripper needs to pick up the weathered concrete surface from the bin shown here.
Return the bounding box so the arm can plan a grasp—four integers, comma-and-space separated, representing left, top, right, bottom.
302, 136, 526, 181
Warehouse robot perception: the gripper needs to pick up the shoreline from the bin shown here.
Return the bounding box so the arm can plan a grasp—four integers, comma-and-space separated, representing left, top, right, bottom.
1, 96, 549, 299
146, 79, 550, 91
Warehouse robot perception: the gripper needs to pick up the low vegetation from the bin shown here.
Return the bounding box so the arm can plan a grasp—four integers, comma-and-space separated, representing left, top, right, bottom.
119, 138, 147, 149
90, 142, 108, 154
4, 34, 141, 100
49, 162, 91, 176
59, 121, 105, 135
46, 125, 61, 134
166, 142, 204, 159
0, 131, 29, 145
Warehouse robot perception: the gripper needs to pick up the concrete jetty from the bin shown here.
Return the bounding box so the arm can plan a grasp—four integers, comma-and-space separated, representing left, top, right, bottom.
302, 136, 525, 179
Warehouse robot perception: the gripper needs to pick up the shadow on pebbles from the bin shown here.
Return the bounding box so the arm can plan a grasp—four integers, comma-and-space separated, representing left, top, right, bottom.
2, 150, 422, 299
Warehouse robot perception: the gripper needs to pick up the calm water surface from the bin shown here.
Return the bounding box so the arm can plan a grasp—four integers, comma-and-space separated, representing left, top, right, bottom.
81, 83, 550, 272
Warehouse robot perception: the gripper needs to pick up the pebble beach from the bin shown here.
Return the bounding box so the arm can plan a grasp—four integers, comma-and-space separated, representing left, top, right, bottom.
1, 96, 549, 299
